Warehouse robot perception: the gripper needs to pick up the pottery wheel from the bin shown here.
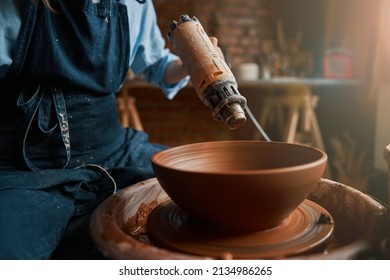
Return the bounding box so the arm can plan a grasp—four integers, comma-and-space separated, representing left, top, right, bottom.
147, 199, 334, 259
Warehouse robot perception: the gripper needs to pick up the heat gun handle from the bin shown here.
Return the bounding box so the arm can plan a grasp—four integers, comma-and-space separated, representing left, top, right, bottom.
168, 17, 235, 100
168, 15, 247, 130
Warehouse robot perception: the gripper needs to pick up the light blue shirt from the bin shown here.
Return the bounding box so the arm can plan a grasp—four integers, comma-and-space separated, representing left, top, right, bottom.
0, 0, 23, 80
0, 0, 189, 99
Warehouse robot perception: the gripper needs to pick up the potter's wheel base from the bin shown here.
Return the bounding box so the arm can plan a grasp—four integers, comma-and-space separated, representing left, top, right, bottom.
90, 178, 387, 260
147, 199, 334, 259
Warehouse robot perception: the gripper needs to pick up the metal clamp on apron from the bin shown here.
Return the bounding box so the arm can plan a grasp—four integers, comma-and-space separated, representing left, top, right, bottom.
98, 0, 111, 21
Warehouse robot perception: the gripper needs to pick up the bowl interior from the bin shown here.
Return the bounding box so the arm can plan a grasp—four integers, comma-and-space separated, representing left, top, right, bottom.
152, 140, 326, 174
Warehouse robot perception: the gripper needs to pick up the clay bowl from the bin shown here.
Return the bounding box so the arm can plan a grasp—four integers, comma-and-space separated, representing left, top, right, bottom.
151, 140, 327, 233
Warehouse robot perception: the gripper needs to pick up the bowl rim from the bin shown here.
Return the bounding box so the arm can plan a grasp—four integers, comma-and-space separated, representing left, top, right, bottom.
151, 140, 327, 175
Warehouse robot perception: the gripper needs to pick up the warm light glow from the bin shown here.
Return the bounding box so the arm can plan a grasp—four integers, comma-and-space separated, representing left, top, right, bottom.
381, 0, 390, 48
380, 0, 390, 67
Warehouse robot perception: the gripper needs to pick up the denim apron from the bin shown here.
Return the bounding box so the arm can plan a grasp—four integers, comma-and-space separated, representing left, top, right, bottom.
0, 0, 165, 259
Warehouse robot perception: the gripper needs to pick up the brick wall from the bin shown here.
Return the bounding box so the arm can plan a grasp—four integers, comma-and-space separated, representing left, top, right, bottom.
154, 0, 270, 67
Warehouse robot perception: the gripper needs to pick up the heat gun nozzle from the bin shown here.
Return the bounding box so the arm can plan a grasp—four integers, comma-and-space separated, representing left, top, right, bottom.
221, 103, 247, 130
203, 79, 247, 130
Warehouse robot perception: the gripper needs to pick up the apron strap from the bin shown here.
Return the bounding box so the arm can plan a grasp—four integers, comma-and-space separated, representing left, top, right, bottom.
17, 86, 71, 171
52, 88, 71, 169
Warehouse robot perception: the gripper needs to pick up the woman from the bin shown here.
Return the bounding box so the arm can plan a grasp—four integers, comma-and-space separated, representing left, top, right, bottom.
0, 0, 198, 259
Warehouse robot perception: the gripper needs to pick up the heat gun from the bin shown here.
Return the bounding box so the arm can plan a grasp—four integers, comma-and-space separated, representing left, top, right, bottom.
167, 15, 247, 130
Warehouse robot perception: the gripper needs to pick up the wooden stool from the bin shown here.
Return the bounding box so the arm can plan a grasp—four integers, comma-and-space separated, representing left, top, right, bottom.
116, 89, 144, 131
255, 87, 325, 151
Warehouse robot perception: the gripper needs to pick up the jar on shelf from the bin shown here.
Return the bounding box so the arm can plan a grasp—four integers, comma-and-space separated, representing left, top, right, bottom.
323, 48, 354, 79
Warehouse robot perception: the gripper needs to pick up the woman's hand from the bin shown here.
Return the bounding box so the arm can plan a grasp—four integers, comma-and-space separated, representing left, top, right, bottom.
209, 37, 225, 61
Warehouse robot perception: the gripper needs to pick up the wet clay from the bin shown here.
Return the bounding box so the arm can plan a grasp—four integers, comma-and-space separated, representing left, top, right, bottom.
151, 140, 327, 232
89, 179, 205, 260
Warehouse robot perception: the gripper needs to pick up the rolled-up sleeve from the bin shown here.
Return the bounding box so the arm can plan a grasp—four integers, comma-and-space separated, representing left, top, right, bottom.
125, 1, 189, 99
